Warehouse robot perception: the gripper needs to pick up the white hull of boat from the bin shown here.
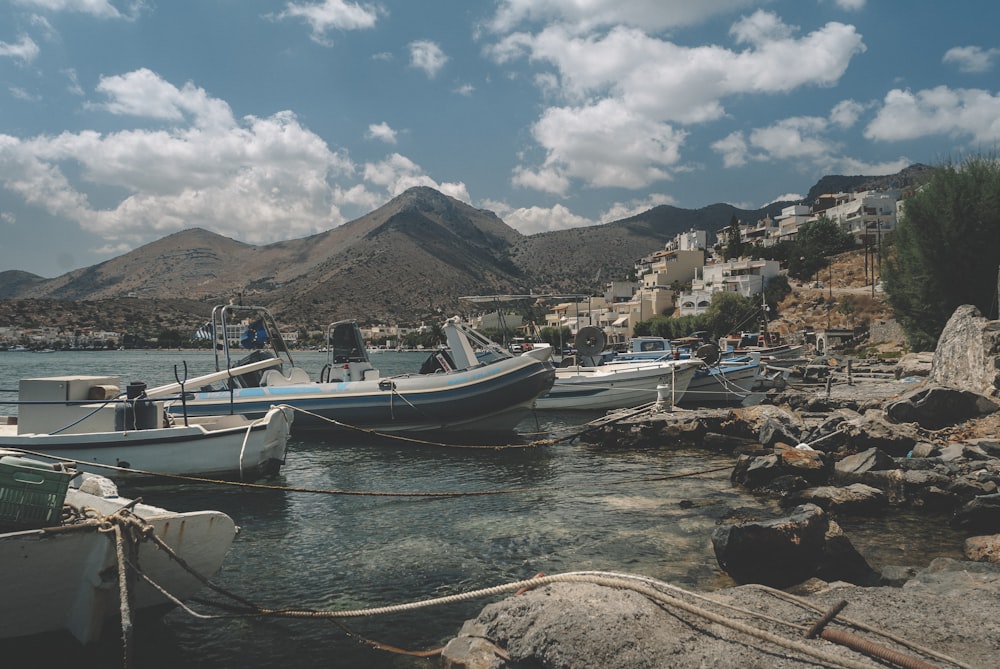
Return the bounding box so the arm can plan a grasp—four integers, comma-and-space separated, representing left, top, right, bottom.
0, 405, 292, 480
0, 469, 236, 644
679, 361, 761, 405
534, 359, 699, 410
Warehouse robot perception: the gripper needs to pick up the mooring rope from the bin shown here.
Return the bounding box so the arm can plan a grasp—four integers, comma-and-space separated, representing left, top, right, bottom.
54, 502, 960, 669
7, 445, 731, 498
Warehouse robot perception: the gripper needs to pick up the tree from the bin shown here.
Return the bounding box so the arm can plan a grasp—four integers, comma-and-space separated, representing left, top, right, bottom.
790, 217, 854, 281
723, 215, 744, 261
884, 154, 1000, 350
703, 292, 759, 339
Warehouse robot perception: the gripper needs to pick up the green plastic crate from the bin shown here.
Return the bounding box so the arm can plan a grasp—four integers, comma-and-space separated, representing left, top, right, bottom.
0, 456, 72, 530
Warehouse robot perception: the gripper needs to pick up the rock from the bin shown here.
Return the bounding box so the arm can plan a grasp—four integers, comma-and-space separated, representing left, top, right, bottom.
951, 493, 1000, 533
879, 564, 919, 586
909, 442, 939, 458
883, 385, 998, 430
443, 560, 1000, 669
927, 304, 1000, 397
834, 447, 897, 477
786, 483, 888, 514
774, 443, 829, 482
841, 410, 919, 456
894, 351, 933, 379
964, 534, 1000, 564
711, 504, 876, 587
725, 405, 804, 443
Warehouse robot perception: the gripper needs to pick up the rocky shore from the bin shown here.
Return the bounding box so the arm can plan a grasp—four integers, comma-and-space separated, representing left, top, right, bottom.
441, 306, 1000, 669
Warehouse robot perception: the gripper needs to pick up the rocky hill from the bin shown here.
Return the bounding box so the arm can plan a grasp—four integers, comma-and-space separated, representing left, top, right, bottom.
0, 165, 931, 332
0, 188, 786, 328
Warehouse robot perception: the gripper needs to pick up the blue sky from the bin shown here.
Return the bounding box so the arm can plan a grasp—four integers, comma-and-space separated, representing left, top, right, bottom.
2, 1, 999, 278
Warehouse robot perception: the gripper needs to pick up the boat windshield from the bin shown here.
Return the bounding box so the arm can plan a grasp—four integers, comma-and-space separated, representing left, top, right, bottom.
326, 321, 369, 364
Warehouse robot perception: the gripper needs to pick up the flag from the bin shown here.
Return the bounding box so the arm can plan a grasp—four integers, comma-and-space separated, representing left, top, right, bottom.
192, 322, 214, 341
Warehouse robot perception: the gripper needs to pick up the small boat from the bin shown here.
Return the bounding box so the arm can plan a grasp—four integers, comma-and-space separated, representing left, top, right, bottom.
679, 354, 763, 405
156, 304, 555, 436
535, 357, 700, 410
0, 453, 237, 644
0, 375, 292, 480
533, 327, 700, 410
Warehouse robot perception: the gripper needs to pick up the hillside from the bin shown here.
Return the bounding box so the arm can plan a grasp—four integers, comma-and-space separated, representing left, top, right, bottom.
0, 188, 778, 327
0, 164, 930, 332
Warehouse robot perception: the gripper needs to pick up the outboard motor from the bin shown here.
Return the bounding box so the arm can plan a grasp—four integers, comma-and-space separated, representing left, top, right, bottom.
419, 350, 455, 374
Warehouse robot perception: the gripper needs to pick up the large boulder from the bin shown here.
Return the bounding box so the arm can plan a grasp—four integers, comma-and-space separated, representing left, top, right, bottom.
883, 385, 998, 430
711, 504, 878, 587
928, 304, 1000, 397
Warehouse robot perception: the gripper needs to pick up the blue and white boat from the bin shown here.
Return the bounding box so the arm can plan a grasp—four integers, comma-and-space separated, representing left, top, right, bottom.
579, 332, 763, 406
152, 304, 555, 436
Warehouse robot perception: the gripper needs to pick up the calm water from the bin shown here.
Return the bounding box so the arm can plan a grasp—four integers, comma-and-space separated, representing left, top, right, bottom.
0, 349, 966, 668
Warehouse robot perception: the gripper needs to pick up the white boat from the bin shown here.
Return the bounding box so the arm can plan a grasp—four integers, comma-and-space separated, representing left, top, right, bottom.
0, 375, 292, 480
679, 354, 763, 405
156, 304, 555, 436
0, 453, 236, 644
535, 357, 700, 410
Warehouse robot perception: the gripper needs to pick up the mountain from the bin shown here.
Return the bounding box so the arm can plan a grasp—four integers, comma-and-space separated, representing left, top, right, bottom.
0, 166, 929, 330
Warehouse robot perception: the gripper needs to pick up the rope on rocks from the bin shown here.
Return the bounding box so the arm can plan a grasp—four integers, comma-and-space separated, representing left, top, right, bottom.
153, 570, 956, 669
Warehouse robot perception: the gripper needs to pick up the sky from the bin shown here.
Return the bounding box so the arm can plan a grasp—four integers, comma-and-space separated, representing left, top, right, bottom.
2, 1, 999, 278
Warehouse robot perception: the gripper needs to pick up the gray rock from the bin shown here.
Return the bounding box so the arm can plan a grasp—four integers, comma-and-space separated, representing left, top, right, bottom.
442, 560, 1000, 669
883, 385, 998, 430
894, 351, 933, 379
834, 447, 897, 476
952, 493, 1000, 533
928, 304, 1000, 397
787, 483, 888, 514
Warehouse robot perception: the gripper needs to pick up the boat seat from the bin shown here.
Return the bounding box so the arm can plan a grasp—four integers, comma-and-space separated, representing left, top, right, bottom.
261, 367, 312, 386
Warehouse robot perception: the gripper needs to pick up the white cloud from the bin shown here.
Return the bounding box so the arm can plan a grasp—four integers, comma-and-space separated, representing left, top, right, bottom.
276, 0, 380, 45
499, 202, 597, 235
489, 0, 757, 34
522, 98, 686, 192
600, 193, 675, 223
11, 0, 134, 19
829, 99, 864, 128
748, 116, 835, 161
833, 0, 865, 10
713, 112, 911, 178
488, 11, 865, 194
865, 86, 1000, 144
92, 69, 236, 129
408, 40, 448, 78
711, 132, 753, 168
0, 69, 375, 251
943, 46, 1000, 74
365, 122, 397, 144
363, 153, 470, 202
767, 192, 804, 205
453, 83, 475, 96
0, 35, 40, 62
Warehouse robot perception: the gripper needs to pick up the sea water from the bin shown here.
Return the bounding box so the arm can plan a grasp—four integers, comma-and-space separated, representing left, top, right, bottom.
0, 349, 966, 668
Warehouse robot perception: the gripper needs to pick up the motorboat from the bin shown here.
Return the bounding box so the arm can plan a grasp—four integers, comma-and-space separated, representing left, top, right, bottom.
0, 375, 291, 480
534, 327, 700, 410
0, 453, 236, 644
156, 304, 555, 436
535, 357, 700, 410
679, 353, 763, 405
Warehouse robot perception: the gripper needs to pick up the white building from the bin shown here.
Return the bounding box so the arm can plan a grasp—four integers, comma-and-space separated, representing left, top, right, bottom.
677, 259, 781, 317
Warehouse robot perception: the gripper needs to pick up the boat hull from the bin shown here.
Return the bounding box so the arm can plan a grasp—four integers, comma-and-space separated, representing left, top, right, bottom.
0, 406, 292, 480
679, 361, 761, 405
172, 356, 556, 435
0, 480, 236, 644
534, 360, 698, 410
